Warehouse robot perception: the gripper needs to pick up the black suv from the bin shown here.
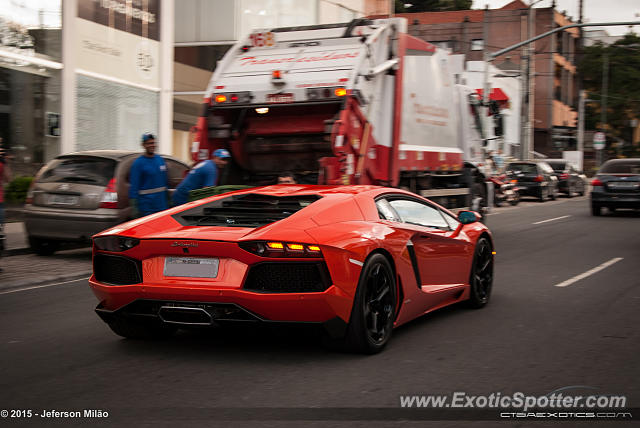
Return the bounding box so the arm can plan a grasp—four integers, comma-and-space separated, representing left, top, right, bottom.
591, 158, 640, 216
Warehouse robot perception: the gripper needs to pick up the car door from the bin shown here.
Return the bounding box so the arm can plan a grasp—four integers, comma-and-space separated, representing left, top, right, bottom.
381, 196, 471, 290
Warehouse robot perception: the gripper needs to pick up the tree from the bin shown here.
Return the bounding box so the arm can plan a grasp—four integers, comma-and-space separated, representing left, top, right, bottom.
395, 0, 472, 13
580, 33, 640, 154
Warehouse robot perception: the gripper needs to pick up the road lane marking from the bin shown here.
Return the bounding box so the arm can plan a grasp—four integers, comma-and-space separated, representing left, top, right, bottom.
553, 258, 624, 288
0, 276, 90, 295
532, 215, 571, 225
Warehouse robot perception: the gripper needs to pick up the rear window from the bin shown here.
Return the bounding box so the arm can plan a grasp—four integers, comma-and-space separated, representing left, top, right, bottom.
600, 160, 640, 174
507, 163, 537, 174
547, 162, 566, 172
38, 157, 117, 186
173, 193, 322, 227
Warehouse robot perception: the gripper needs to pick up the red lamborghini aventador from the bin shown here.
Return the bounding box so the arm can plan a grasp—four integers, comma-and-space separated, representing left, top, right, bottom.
89, 185, 494, 353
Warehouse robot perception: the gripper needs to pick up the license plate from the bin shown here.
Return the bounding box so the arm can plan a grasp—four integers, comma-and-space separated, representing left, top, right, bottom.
267, 93, 294, 103
608, 182, 638, 189
48, 194, 79, 205
164, 257, 219, 278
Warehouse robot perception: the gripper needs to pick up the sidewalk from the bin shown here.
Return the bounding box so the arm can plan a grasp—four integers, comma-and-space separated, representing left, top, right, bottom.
3, 222, 30, 255
1, 222, 92, 292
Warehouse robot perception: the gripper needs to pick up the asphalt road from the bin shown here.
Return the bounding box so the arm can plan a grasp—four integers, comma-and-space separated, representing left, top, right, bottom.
1, 195, 639, 427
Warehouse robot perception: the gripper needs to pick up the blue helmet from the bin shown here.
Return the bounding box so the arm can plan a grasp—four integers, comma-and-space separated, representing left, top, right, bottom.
213, 148, 231, 159
141, 132, 155, 143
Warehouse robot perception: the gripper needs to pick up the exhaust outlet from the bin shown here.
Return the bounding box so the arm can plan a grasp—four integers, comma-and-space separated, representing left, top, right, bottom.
158, 306, 213, 326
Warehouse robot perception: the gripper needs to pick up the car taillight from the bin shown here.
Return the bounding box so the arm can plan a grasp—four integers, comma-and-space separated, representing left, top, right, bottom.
591, 178, 603, 186
559, 173, 569, 180
93, 235, 139, 252
100, 178, 118, 209
239, 241, 323, 258
534, 175, 543, 182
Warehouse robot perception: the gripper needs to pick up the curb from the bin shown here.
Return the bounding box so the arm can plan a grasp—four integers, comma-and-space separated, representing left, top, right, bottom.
0, 272, 92, 294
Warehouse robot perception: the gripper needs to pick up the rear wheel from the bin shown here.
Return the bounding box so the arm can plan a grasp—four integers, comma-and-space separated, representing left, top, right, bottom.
343, 254, 396, 354
539, 187, 547, 202
107, 317, 177, 340
591, 202, 602, 216
29, 236, 59, 256
567, 184, 574, 198
467, 237, 493, 309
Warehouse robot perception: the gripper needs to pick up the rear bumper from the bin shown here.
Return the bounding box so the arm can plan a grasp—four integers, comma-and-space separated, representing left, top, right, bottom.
94, 298, 348, 338
24, 207, 125, 241
515, 183, 542, 196
591, 189, 640, 207
88, 276, 354, 325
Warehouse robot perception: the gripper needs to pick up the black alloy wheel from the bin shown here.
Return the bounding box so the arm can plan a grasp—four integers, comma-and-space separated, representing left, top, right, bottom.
467, 237, 493, 309
344, 254, 396, 354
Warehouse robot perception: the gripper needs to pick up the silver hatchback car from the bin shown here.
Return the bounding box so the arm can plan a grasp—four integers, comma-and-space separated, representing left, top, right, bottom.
24, 150, 189, 255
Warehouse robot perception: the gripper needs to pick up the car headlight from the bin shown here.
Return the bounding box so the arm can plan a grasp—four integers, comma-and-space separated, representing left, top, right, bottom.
93, 236, 140, 252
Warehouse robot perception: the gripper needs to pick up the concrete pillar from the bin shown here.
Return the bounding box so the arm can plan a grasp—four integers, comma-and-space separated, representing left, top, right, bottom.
61, 0, 77, 154
159, 0, 175, 156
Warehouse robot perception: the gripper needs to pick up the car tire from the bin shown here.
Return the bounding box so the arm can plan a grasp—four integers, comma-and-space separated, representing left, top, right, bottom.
578, 185, 585, 196
342, 254, 396, 354
29, 236, 59, 256
539, 187, 547, 202
591, 203, 602, 216
567, 184, 574, 198
466, 237, 493, 309
107, 317, 177, 340
550, 186, 557, 200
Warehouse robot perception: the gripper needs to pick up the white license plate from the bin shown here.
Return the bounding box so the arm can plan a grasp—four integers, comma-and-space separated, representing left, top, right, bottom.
164, 257, 219, 278
48, 194, 79, 205
267, 93, 294, 103
609, 182, 638, 189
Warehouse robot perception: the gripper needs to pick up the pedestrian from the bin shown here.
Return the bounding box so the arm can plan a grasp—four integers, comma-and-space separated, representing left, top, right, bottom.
172, 148, 231, 206
493, 149, 505, 173
277, 171, 296, 184
128, 133, 169, 217
0, 141, 12, 273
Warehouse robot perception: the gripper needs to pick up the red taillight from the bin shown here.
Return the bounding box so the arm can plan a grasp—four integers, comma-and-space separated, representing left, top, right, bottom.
100, 178, 118, 209
230, 94, 239, 102
559, 173, 569, 180
534, 175, 543, 182
591, 178, 603, 186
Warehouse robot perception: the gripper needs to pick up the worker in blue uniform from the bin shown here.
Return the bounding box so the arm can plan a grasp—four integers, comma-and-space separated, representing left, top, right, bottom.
129, 133, 168, 217
172, 148, 231, 206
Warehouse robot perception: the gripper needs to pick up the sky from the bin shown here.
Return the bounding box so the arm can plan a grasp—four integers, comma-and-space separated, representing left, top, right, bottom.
472, 0, 640, 36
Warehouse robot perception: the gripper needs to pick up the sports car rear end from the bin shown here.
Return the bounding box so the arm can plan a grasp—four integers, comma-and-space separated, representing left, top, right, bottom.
89, 189, 361, 338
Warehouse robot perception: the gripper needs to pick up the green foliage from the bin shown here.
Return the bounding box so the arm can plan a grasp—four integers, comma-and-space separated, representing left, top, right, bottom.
395, 0, 472, 13
5, 176, 33, 204
580, 33, 640, 146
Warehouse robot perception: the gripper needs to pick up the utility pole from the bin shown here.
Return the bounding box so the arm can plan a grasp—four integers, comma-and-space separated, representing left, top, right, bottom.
598, 53, 609, 167
526, 4, 536, 160
577, 89, 585, 171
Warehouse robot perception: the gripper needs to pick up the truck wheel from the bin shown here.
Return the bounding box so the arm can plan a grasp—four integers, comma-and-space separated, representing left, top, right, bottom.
343, 254, 396, 354
29, 237, 59, 256
107, 317, 176, 340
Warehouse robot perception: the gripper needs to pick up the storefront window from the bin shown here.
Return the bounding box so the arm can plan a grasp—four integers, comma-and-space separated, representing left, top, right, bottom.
76, 75, 159, 152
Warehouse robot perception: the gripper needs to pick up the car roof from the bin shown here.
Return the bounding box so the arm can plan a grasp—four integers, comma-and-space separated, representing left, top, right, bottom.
56, 150, 138, 160
55, 150, 189, 165
603, 158, 640, 164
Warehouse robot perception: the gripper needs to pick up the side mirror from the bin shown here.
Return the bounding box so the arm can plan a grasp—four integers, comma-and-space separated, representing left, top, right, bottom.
458, 210, 481, 225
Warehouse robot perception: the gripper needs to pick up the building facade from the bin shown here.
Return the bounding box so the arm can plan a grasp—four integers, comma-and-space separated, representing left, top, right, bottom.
390, 0, 580, 158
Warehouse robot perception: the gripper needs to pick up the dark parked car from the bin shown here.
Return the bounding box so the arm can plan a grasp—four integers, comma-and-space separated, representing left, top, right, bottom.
24, 151, 189, 255
591, 158, 640, 216
506, 161, 558, 202
545, 160, 587, 197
